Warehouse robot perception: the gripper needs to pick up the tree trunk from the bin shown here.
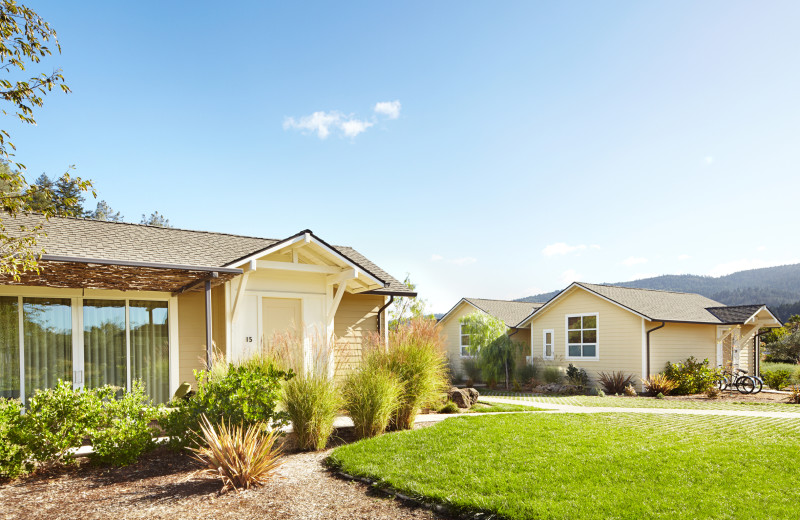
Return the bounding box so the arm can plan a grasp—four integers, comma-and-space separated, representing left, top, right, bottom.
505, 360, 510, 390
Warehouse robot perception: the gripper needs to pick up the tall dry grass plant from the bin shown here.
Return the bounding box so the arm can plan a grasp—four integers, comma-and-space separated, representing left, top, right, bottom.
342, 360, 402, 439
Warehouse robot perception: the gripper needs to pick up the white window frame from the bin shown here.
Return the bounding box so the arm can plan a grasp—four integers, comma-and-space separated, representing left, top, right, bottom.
0, 288, 176, 404
565, 312, 599, 361
459, 323, 473, 358
542, 328, 555, 360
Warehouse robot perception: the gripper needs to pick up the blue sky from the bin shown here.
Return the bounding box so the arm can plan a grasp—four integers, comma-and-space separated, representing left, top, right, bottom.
10, 1, 800, 312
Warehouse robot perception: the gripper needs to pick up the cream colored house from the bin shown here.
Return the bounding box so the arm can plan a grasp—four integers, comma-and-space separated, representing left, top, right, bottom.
0, 214, 413, 403
516, 282, 781, 389
437, 298, 542, 376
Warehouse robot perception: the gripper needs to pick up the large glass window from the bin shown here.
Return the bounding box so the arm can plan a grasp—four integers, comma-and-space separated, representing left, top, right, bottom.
566, 314, 598, 359
83, 300, 126, 391
543, 329, 554, 360
23, 298, 73, 399
460, 323, 472, 357
0, 297, 19, 399
130, 301, 169, 404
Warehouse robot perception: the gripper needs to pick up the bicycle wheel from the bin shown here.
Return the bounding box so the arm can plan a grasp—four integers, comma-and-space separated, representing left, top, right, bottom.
752, 377, 763, 394
717, 375, 729, 391
736, 376, 756, 394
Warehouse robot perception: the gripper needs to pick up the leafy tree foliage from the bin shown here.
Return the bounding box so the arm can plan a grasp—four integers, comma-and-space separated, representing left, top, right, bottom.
459, 311, 522, 389
140, 211, 171, 228
388, 275, 432, 329
89, 200, 123, 222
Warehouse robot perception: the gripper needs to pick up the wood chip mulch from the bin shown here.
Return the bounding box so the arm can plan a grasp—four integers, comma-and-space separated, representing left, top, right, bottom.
0, 438, 447, 520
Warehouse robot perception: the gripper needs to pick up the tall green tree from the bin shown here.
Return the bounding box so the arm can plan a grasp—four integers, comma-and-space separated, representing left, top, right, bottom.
459, 311, 522, 388
89, 200, 122, 222
140, 211, 171, 228
388, 275, 432, 329
0, 2, 92, 278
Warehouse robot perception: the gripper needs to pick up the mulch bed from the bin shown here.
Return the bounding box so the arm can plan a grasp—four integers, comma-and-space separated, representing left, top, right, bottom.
0, 428, 447, 520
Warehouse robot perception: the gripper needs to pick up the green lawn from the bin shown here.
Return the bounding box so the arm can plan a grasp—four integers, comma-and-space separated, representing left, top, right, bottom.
481, 390, 800, 412
328, 413, 800, 520
462, 401, 546, 413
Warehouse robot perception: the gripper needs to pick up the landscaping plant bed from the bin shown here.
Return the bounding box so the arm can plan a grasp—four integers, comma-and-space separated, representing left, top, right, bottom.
0, 434, 446, 520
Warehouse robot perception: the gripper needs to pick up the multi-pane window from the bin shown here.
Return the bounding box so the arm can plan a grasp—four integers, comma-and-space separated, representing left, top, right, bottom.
566, 313, 598, 359
543, 329, 554, 360
460, 323, 472, 357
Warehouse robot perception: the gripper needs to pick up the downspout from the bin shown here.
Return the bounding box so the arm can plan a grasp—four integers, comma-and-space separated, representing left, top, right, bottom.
645, 322, 666, 377
376, 295, 394, 342
205, 280, 213, 369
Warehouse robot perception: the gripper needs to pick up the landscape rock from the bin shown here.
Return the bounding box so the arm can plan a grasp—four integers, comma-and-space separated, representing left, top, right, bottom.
448, 387, 480, 408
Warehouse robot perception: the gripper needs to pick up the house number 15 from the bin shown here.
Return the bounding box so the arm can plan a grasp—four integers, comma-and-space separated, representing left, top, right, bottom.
245, 337, 253, 342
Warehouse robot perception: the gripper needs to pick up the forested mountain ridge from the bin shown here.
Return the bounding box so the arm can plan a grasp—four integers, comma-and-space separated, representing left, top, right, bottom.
516, 263, 800, 321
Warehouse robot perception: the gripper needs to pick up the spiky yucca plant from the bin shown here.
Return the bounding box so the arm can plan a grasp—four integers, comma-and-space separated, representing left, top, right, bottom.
641, 374, 678, 396
191, 415, 283, 493
598, 371, 635, 394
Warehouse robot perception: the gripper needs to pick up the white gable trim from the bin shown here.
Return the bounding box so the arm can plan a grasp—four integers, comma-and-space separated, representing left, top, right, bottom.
516, 282, 651, 327
742, 305, 781, 327
437, 298, 485, 325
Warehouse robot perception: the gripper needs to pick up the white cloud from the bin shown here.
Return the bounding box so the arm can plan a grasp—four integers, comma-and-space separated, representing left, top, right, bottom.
559, 269, 581, 284
285, 100, 400, 139
430, 254, 476, 266
678, 254, 691, 261
622, 256, 648, 266
543, 242, 588, 256
374, 100, 401, 119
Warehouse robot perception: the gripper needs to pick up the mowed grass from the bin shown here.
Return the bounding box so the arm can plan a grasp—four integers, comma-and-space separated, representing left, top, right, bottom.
463, 401, 547, 413
481, 391, 800, 412
328, 413, 800, 520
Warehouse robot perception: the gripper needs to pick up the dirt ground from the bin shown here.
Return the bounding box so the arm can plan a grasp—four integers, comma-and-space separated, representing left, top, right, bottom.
0, 429, 446, 520
661, 390, 791, 403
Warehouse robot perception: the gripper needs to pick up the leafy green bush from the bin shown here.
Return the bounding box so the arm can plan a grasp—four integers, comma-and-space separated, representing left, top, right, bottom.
663, 357, 720, 395
439, 400, 459, 414
90, 381, 158, 466
515, 363, 538, 385
764, 332, 800, 364
461, 358, 482, 384
367, 318, 449, 430
162, 357, 294, 449
543, 366, 562, 384
566, 364, 589, 389
0, 398, 31, 478
342, 364, 401, 439
762, 369, 794, 390
283, 371, 342, 451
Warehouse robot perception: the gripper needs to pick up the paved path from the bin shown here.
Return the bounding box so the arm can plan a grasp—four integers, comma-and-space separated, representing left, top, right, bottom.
479, 396, 800, 419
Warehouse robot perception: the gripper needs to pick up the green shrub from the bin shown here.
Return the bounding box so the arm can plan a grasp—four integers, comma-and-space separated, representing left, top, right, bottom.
763, 369, 793, 390
515, 363, 538, 385
0, 398, 31, 478
342, 364, 401, 439
90, 381, 158, 466
461, 358, 482, 384
543, 366, 562, 384
162, 357, 293, 449
663, 357, 720, 395
596, 389, 605, 398
598, 371, 635, 394
368, 318, 449, 430
788, 385, 800, 405
439, 401, 459, 414
566, 364, 589, 389
283, 371, 342, 451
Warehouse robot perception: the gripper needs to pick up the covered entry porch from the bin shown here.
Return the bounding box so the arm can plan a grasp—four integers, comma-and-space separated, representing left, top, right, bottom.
714, 305, 781, 376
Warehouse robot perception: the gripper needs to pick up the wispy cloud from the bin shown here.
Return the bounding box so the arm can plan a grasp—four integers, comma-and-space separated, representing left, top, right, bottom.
622, 256, 647, 266
374, 100, 401, 119
559, 269, 581, 284
543, 243, 588, 256
284, 100, 401, 139
431, 254, 477, 266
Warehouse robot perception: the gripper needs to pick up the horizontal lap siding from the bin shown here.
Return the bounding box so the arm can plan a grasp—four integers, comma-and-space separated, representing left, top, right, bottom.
529, 289, 643, 386
177, 286, 225, 388
649, 323, 717, 376
334, 293, 383, 378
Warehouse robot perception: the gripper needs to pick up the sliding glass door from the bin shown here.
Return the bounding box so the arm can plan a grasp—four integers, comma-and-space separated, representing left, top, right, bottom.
83, 300, 126, 391
130, 301, 169, 404
23, 298, 73, 400
0, 297, 19, 399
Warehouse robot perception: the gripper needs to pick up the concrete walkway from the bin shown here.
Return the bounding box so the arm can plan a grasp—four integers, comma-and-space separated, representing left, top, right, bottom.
479, 396, 800, 419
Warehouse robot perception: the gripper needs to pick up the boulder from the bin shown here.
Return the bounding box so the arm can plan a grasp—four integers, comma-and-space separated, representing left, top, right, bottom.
448, 386, 479, 409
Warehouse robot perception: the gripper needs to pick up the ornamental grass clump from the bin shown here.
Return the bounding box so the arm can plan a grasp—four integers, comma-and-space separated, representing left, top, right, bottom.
342, 362, 402, 439
642, 374, 678, 396
283, 371, 342, 451
191, 414, 283, 493
598, 371, 635, 395
366, 318, 449, 430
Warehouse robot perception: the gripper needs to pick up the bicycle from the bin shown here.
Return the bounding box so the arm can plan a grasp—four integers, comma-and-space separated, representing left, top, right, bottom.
716, 368, 757, 394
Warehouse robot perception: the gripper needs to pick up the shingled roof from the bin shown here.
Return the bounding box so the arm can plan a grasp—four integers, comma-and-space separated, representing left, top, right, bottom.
439, 297, 543, 327
1, 213, 414, 296
518, 282, 778, 326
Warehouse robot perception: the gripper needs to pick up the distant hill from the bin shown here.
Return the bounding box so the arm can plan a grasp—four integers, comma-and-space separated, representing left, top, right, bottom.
516, 263, 800, 322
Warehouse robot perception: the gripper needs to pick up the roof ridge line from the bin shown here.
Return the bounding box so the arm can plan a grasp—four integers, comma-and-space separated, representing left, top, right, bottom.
579, 281, 716, 297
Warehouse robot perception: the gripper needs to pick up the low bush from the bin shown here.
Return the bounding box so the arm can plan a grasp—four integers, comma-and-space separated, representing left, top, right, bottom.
663, 357, 720, 395
642, 374, 678, 396
162, 356, 293, 449
762, 369, 793, 390
566, 364, 589, 389
438, 401, 459, 414
543, 366, 562, 384
788, 385, 800, 405
596, 389, 605, 398
515, 363, 538, 385
191, 414, 283, 493
461, 358, 482, 385
0, 398, 30, 478
705, 386, 722, 399
90, 381, 158, 467
283, 371, 342, 451
623, 384, 637, 397
598, 371, 635, 394
342, 364, 401, 439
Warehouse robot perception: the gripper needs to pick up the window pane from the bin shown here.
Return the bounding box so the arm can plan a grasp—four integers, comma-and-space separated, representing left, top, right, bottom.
568, 344, 581, 357
460, 324, 467, 334
567, 316, 581, 329
0, 297, 19, 399
568, 330, 581, 343
545, 344, 553, 357
23, 298, 72, 399
83, 300, 126, 391
545, 332, 552, 345
461, 335, 470, 346
130, 301, 169, 404
582, 315, 597, 329
583, 330, 597, 343
583, 344, 596, 357
461, 345, 469, 356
